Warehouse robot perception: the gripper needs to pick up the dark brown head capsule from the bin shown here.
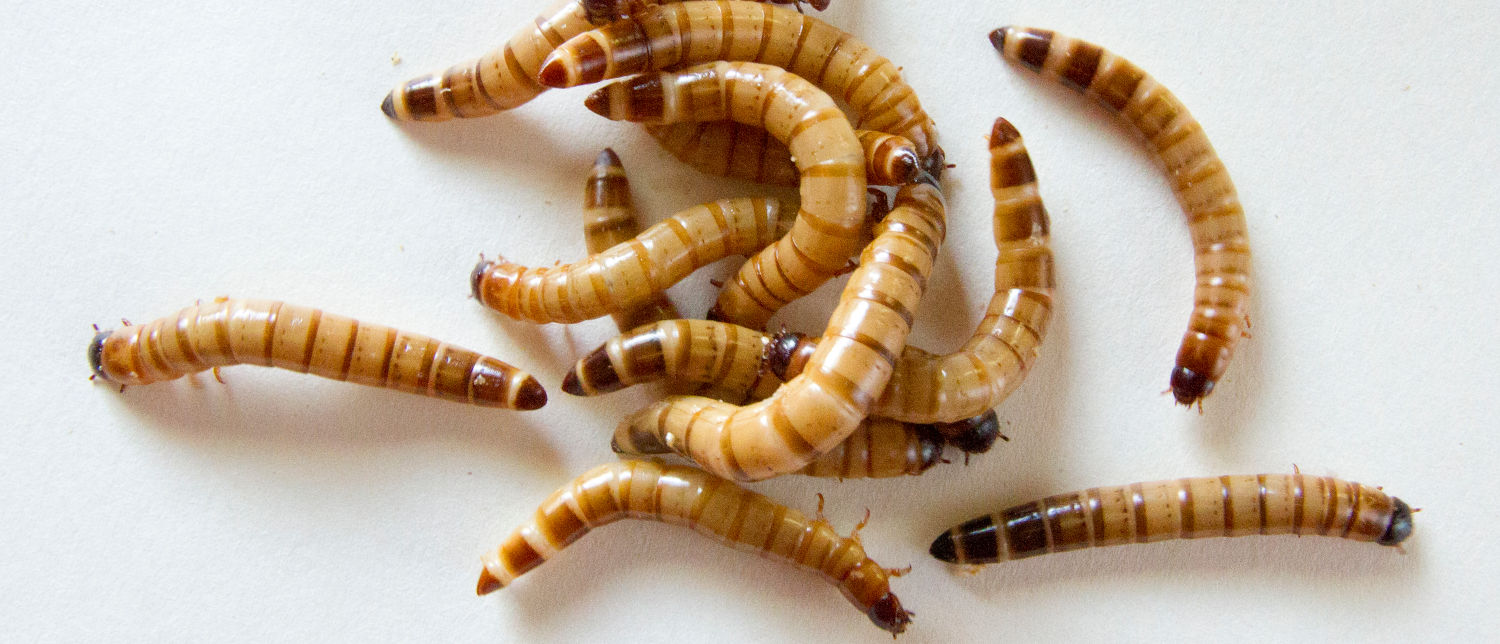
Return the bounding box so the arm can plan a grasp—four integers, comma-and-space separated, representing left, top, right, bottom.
88, 329, 112, 381
1378, 497, 1415, 546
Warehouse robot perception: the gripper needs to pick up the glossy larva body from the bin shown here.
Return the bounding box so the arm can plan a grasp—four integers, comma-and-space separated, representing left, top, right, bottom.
89, 298, 545, 409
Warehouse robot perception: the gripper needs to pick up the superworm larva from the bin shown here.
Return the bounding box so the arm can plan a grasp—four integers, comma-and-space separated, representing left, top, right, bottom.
381, 0, 819, 122
930, 473, 1414, 565
89, 298, 546, 410
539, 0, 945, 177
644, 123, 921, 187
615, 417, 945, 479
992, 26, 1250, 406
585, 61, 869, 331
473, 196, 790, 324
568, 118, 1051, 424
476, 460, 912, 634
611, 182, 945, 481
583, 148, 681, 331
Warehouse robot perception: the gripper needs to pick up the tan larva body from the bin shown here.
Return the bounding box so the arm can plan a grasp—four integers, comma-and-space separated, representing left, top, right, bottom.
88, 299, 545, 410
585, 61, 868, 330
568, 118, 1052, 424
562, 319, 781, 404
583, 148, 681, 331
930, 474, 1415, 565
476, 460, 912, 634
473, 196, 790, 324
540, 0, 944, 175
615, 416, 944, 479
645, 123, 921, 186
993, 27, 1250, 406
381, 0, 812, 121
613, 182, 945, 481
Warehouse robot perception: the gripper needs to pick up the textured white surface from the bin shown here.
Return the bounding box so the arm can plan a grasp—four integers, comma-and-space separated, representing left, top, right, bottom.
3, 0, 1498, 641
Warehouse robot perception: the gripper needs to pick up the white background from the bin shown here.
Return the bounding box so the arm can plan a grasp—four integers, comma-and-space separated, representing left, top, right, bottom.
3, 1, 1498, 641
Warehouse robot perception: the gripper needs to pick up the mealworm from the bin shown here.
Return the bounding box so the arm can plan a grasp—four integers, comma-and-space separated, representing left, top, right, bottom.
612, 182, 945, 481
562, 320, 1007, 455
88, 298, 546, 409
930, 473, 1414, 565
472, 196, 790, 324
475, 460, 912, 634
583, 148, 682, 331
585, 61, 869, 331
539, 0, 945, 177
615, 416, 944, 479
991, 26, 1251, 406
644, 123, 921, 187
381, 0, 818, 122
569, 118, 1051, 424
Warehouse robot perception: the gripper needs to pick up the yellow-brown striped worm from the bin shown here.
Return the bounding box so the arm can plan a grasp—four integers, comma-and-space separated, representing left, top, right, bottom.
539, 1, 945, 177
614, 417, 945, 479
583, 148, 681, 331
562, 320, 1007, 455
569, 118, 1051, 424
930, 473, 1413, 564
476, 460, 912, 634
472, 196, 790, 324
611, 182, 945, 481
88, 298, 546, 409
585, 61, 869, 331
992, 26, 1250, 406
381, 0, 820, 122
644, 123, 921, 186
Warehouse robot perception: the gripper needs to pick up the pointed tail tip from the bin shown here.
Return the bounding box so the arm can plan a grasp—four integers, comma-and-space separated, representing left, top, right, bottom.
380, 92, 397, 119
537, 57, 570, 88
583, 88, 611, 118
476, 568, 504, 595
987, 27, 1009, 52
514, 378, 548, 411
560, 370, 585, 396
595, 147, 621, 167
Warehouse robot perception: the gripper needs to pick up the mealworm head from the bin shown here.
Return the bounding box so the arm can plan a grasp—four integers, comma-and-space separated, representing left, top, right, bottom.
1378, 498, 1415, 546
919, 146, 947, 182
470, 258, 494, 301
866, 591, 912, 635
1169, 366, 1214, 406
934, 410, 1001, 454
88, 329, 112, 381
764, 329, 814, 380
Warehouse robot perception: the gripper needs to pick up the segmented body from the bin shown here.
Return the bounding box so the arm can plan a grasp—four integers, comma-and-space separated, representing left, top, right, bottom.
476, 460, 912, 634
645, 123, 920, 186
930, 473, 1414, 565
381, 0, 815, 121
585, 61, 868, 330
88, 299, 545, 410
540, 0, 944, 176
992, 26, 1250, 406
615, 416, 944, 478
583, 148, 681, 331
613, 182, 945, 481
473, 196, 790, 324
567, 118, 1051, 424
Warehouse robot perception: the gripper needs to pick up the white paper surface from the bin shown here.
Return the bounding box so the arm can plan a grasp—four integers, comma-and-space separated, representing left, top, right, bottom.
3, 1, 1498, 641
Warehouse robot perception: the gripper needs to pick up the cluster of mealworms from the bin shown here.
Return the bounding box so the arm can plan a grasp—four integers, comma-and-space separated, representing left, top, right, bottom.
89, 1, 1411, 636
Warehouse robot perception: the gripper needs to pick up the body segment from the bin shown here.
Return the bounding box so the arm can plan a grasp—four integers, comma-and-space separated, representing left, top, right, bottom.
476, 460, 912, 634
89, 299, 545, 409
583, 148, 681, 331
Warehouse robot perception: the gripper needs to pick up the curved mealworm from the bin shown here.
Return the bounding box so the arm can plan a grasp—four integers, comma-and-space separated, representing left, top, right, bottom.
381, 0, 818, 122
539, 0, 945, 177
611, 181, 945, 481
930, 473, 1414, 565
88, 298, 546, 409
615, 416, 944, 479
569, 118, 1051, 424
585, 61, 869, 331
583, 148, 681, 331
476, 460, 912, 634
644, 123, 921, 187
472, 196, 791, 324
991, 26, 1251, 406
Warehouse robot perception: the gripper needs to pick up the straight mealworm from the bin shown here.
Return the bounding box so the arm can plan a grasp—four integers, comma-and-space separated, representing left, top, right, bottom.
89, 298, 545, 409
472, 196, 790, 324
585, 61, 869, 330
612, 182, 945, 481
992, 26, 1251, 406
644, 123, 921, 186
381, 0, 815, 121
930, 473, 1414, 564
540, 1, 945, 177
583, 148, 681, 331
476, 460, 912, 634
